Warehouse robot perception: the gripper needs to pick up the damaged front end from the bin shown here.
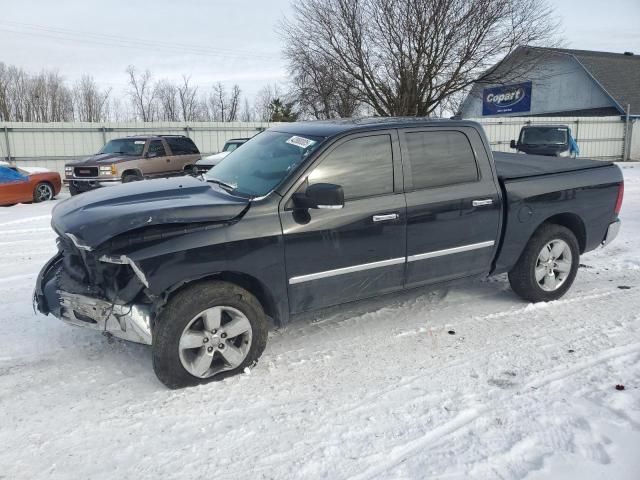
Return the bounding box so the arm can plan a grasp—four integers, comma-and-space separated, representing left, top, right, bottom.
33, 176, 252, 345
34, 234, 154, 345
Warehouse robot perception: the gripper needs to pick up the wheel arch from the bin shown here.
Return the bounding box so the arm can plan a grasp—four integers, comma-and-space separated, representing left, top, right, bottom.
161, 271, 282, 326
121, 168, 143, 179
539, 213, 587, 253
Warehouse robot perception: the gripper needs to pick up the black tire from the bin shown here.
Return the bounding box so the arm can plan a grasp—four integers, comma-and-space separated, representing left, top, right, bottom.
33, 182, 54, 203
508, 223, 580, 303
152, 281, 268, 389
122, 173, 142, 183
68, 184, 81, 196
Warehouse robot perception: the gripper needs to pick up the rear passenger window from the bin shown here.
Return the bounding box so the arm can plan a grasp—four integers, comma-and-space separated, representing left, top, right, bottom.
308, 135, 393, 200
405, 131, 478, 189
166, 137, 199, 155
147, 140, 166, 156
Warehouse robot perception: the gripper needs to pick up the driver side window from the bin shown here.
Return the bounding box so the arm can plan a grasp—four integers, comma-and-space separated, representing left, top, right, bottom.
307, 134, 393, 201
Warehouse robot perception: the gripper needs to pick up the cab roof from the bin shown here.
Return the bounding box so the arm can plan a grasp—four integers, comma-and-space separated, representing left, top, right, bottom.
269, 117, 482, 138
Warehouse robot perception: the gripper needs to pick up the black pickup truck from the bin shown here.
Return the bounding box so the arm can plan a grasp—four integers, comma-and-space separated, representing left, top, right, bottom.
34, 118, 623, 388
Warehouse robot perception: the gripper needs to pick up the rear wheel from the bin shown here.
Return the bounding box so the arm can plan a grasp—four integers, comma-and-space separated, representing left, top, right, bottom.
152, 281, 268, 389
33, 182, 54, 202
508, 224, 580, 303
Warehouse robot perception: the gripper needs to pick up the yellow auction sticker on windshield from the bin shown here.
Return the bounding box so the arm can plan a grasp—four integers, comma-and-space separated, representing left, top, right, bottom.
286, 136, 316, 149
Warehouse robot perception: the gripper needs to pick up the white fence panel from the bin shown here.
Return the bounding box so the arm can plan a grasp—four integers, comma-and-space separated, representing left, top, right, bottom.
1, 117, 628, 177
0, 121, 276, 175
468, 116, 626, 160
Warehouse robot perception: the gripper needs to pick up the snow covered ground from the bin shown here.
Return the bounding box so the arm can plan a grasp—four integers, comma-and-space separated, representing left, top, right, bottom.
1, 165, 639, 480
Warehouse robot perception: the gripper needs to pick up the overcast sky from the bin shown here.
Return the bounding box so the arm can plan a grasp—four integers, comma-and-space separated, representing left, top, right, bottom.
0, 0, 638, 102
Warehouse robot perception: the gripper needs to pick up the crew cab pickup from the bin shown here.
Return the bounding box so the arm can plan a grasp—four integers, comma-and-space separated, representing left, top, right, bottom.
34, 118, 623, 388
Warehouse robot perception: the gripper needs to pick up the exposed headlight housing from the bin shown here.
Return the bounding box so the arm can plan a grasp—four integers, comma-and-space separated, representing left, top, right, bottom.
99, 164, 117, 175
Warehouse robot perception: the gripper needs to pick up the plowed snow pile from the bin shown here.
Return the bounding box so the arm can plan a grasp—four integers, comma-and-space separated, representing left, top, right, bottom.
1, 164, 639, 480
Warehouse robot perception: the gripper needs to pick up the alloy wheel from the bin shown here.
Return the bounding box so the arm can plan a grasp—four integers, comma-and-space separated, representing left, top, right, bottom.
36, 183, 53, 202
178, 305, 253, 378
535, 239, 573, 292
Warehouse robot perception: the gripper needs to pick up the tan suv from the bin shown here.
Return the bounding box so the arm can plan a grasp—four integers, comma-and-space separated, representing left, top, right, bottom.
64, 135, 201, 195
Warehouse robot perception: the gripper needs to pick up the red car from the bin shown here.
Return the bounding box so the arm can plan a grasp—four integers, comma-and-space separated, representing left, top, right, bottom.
0, 163, 62, 206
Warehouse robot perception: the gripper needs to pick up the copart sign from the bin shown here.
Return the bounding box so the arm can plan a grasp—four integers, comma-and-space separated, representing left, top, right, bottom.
482, 81, 532, 116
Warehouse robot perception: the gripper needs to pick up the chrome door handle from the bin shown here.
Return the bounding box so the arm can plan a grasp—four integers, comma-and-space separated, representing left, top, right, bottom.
472, 199, 493, 207
372, 213, 399, 222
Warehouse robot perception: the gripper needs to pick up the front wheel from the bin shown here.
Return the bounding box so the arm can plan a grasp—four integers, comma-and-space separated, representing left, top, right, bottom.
152, 281, 268, 389
508, 224, 580, 303
122, 173, 143, 183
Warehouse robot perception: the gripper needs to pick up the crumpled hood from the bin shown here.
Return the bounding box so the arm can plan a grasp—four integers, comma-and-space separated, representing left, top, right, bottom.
52, 176, 249, 248
67, 153, 139, 165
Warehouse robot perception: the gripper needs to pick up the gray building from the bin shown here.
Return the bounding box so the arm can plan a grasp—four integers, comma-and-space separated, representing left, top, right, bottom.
460, 47, 640, 118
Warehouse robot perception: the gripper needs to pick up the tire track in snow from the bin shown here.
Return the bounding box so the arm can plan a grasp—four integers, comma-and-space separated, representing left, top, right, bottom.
346, 344, 640, 480
0, 273, 36, 284
0, 215, 50, 227
0, 227, 53, 236
524, 343, 640, 390
346, 408, 487, 480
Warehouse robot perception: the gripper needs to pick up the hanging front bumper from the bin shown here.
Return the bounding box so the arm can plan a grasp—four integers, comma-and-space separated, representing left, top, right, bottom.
34, 253, 153, 345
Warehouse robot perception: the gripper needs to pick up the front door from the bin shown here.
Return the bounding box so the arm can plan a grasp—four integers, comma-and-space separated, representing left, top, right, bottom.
280, 131, 406, 314
399, 127, 502, 288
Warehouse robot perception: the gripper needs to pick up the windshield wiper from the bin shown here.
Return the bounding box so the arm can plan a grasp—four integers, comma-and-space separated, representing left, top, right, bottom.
207, 178, 237, 192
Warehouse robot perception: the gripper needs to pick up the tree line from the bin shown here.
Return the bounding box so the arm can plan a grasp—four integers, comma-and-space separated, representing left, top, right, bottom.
0, 62, 296, 123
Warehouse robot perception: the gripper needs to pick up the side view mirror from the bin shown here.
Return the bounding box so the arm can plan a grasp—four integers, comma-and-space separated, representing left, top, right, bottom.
510, 140, 517, 149
146, 151, 160, 158
293, 183, 344, 210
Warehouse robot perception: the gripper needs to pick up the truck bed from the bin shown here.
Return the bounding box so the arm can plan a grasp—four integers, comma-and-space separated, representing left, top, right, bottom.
493, 152, 613, 181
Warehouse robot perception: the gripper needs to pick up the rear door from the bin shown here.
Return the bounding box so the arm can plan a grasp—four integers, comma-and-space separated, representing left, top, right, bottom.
166, 137, 200, 172
400, 126, 502, 288
280, 131, 406, 314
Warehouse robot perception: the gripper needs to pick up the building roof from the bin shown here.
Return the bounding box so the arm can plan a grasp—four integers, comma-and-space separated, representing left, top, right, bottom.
529, 47, 640, 116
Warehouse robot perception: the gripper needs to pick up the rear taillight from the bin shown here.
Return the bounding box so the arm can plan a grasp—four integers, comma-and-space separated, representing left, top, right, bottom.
614, 182, 624, 216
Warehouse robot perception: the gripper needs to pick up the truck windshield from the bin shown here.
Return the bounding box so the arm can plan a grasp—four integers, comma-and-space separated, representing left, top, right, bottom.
222, 142, 243, 153
205, 131, 324, 197
99, 139, 146, 156
520, 127, 568, 145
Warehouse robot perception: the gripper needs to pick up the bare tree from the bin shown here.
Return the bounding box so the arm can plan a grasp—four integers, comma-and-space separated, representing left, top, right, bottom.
126, 65, 156, 121
0, 63, 12, 120
240, 97, 253, 122
208, 82, 242, 121
73, 75, 111, 122
154, 79, 179, 121
282, 0, 559, 117
286, 48, 361, 119
178, 75, 199, 122
227, 84, 241, 122
254, 83, 281, 121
